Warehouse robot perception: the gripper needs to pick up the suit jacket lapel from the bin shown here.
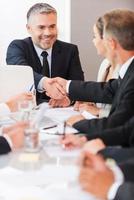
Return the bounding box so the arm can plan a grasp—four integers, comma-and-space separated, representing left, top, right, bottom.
110, 59, 134, 114
28, 38, 42, 73
51, 40, 62, 77
118, 59, 134, 91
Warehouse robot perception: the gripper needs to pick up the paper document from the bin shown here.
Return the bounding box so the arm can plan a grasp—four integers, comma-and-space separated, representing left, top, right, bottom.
45, 106, 80, 122
44, 145, 82, 158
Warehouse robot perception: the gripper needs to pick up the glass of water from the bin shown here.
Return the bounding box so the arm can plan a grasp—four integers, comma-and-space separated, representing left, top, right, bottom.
18, 99, 33, 121
24, 123, 41, 153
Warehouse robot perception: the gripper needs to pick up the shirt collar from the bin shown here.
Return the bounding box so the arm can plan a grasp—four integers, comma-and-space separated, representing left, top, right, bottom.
119, 56, 134, 79
33, 44, 52, 59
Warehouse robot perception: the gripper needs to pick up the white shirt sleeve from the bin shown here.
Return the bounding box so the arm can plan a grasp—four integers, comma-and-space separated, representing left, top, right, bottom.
0, 103, 10, 116
107, 164, 124, 200
81, 110, 97, 120
37, 77, 47, 93
66, 80, 72, 94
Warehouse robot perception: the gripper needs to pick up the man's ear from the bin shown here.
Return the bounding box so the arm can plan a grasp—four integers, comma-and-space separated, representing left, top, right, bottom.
26, 24, 31, 34
108, 37, 117, 50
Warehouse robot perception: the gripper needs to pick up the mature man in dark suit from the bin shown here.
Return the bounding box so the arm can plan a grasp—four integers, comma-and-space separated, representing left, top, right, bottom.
50, 9, 134, 137
6, 3, 84, 104
79, 151, 134, 200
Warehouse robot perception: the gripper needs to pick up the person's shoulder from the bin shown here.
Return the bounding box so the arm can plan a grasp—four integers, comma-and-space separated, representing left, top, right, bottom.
9, 37, 32, 46
56, 40, 78, 48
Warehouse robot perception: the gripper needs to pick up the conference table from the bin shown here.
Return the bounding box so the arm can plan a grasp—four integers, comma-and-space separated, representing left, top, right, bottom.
0, 104, 99, 200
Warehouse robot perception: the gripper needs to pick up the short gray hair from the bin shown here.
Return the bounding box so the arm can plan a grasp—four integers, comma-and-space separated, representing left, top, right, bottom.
102, 9, 134, 50
27, 3, 57, 22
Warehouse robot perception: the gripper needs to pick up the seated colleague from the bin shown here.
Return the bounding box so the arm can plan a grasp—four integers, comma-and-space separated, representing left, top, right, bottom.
74, 17, 120, 118
60, 115, 134, 163
60, 115, 134, 150
0, 92, 33, 116
79, 151, 134, 200
60, 116, 134, 164
49, 9, 134, 136
82, 138, 134, 164
0, 122, 27, 154
6, 3, 84, 104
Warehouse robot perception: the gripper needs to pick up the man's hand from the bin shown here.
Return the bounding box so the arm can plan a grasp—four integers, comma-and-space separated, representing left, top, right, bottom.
79, 152, 115, 200
6, 92, 33, 112
4, 122, 28, 150
73, 101, 83, 111
49, 96, 71, 108
43, 77, 66, 99
3, 121, 28, 133
79, 103, 100, 116
60, 134, 87, 150
67, 114, 85, 126
83, 138, 106, 154
52, 77, 68, 91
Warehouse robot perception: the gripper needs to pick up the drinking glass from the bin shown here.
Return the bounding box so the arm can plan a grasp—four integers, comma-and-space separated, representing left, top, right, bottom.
18, 100, 33, 121
24, 123, 41, 153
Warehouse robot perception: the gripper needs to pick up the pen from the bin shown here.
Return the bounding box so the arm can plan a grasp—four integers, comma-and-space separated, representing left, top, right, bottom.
43, 125, 57, 130
29, 84, 34, 91
62, 121, 66, 139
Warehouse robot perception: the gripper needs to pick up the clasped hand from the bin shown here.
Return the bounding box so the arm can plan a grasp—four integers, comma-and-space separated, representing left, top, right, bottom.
44, 77, 68, 99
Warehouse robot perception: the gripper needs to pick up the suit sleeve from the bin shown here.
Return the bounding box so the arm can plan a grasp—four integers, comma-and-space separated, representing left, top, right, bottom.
67, 45, 84, 81
69, 79, 116, 103
6, 40, 43, 88
86, 117, 134, 146
70, 77, 134, 136
99, 147, 134, 164
0, 136, 11, 154
69, 79, 116, 134
114, 183, 134, 200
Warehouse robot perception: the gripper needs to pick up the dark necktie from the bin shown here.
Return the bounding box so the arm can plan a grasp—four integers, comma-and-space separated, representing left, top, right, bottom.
118, 76, 122, 86
41, 51, 50, 77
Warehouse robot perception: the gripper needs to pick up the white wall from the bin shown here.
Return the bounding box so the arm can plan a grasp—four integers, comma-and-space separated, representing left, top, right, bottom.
0, 0, 70, 65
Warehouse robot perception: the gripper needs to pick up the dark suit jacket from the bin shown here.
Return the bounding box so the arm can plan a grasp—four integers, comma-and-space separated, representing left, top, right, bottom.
69, 59, 134, 138
111, 157, 134, 199
85, 115, 134, 147
100, 147, 134, 164
0, 136, 11, 154
114, 183, 134, 200
6, 37, 84, 104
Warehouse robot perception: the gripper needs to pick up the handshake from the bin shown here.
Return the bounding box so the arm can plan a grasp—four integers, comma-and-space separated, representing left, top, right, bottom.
43, 77, 68, 100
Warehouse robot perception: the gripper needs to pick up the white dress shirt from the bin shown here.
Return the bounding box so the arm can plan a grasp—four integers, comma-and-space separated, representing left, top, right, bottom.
0, 103, 10, 117
119, 56, 134, 79
107, 162, 124, 200
33, 44, 52, 92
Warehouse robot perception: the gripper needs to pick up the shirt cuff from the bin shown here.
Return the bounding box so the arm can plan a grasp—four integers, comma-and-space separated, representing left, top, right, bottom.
81, 110, 98, 120
107, 163, 124, 200
3, 134, 13, 149
66, 80, 71, 94
37, 77, 47, 93
0, 103, 11, 116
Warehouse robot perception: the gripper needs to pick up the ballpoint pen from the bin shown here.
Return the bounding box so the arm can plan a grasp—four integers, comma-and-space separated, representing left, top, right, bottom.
62, 121, 66, 139
29, 84, 34, 92
43, 125, 57, 130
